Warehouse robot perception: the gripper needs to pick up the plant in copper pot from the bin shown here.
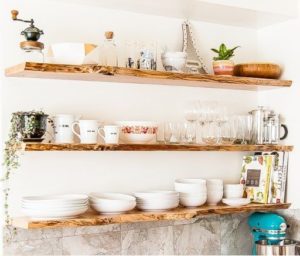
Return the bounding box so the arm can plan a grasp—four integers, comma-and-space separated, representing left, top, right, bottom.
211, 43, 239, 75
1, 110, 48, 225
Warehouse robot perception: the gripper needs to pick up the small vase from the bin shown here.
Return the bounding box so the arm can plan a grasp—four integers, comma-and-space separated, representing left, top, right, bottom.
213, 60, 234, 76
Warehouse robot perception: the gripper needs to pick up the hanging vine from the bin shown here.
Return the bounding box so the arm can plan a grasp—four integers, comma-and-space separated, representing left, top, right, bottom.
1, 111, 46, 225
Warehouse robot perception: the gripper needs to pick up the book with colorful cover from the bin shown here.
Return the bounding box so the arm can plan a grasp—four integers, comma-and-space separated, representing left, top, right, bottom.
240, 155, 274, 203
262, 152, 289, 204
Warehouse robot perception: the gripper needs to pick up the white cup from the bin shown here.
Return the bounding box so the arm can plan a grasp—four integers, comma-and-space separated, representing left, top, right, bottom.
98, 125, 119, 144
53, 114, 75, 143
72, 120, 99, 144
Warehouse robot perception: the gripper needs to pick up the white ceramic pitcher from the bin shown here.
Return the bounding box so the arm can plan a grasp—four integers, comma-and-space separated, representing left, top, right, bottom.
53, 114, 76, 143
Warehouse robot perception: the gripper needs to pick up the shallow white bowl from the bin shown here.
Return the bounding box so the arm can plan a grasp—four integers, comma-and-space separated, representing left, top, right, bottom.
224, 189, 243, 199
222, 198, 250, 207
89, 193, 136, 214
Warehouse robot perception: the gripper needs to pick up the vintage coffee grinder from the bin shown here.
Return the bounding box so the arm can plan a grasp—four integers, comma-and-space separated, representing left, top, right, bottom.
248, 212, 287, 255
11, 10, 45, 62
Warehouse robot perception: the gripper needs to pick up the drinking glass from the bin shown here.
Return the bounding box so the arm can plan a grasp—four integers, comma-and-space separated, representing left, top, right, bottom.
234, 115, 252, 144
220, 116, 236, 144
181, 122, 196, 144
164, 122, 181, 144
202, 121, 219, 145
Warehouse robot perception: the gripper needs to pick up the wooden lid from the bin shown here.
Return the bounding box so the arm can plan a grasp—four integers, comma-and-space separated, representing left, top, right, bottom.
105, 31, 114, 39
20, 41, 44, 50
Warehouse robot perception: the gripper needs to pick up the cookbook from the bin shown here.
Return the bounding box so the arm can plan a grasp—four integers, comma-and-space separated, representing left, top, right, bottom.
240, 155, 275, 203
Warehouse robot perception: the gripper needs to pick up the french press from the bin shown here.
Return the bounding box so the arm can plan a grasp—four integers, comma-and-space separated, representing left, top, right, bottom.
250, 106, 288, 145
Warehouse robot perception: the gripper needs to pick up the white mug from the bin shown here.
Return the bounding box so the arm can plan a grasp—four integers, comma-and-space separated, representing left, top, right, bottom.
53, 114, 75, 143
72, 120, 99, 144
98, 125, 119, 144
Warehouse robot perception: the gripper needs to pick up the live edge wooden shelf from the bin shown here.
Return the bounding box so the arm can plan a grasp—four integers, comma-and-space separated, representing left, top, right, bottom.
5, 62, 292, 91
12, 203, 291, 229
24, 143, 293, 152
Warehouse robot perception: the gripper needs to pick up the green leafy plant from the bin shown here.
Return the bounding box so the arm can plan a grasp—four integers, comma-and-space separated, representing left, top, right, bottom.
1, 110, 46, 225
211, 43, 240, 61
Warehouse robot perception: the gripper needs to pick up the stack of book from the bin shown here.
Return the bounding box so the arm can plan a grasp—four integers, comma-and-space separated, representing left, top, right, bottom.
240, 152, 289, 204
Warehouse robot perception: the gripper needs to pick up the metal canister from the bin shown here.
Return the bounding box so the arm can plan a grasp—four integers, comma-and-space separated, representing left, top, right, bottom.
256, 239, 300, 256
249, 106, 267, 144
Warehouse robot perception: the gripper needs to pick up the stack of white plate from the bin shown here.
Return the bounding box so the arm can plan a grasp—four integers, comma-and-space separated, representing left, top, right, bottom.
22, 194, 88, 220
175, 179, 207, 207
134, 191, 179, 211
89, 193, 136, 214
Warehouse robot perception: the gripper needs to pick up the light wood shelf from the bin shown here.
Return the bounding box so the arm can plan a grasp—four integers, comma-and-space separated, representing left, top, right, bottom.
23, 143, 294, 152
5, 62, 292, 91
12, 203, 291, 229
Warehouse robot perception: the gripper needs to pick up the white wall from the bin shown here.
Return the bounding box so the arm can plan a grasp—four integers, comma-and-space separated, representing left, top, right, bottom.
257, 5, 300, 208
1, 0, 262, 217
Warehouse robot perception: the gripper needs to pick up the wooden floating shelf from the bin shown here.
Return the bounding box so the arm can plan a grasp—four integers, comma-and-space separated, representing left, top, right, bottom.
24, 143, 294, 152
12, 203, 291, 229
5, 62, 292, 91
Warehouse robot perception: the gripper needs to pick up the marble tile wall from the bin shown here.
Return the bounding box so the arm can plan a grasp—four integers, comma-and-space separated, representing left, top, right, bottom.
3, 210, 300, 255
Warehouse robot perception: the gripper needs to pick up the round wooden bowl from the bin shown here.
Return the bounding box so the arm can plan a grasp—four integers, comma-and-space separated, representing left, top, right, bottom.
234, 63, 281, 79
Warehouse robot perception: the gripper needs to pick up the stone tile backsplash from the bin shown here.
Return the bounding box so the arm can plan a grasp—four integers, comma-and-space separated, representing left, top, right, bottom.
3, 209, 300, 255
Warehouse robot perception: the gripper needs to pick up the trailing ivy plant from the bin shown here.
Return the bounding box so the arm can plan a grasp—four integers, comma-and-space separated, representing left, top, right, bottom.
1, 110, 46, 225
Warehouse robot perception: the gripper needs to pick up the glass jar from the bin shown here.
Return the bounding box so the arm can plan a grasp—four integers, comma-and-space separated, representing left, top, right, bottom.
22, 48, 44, 63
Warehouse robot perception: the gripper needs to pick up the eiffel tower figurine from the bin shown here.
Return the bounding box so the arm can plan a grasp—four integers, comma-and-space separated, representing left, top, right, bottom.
182, 20, 208, 74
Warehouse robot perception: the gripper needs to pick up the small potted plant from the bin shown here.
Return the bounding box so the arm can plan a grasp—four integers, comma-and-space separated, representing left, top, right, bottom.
2, 110, 48, 225
211, 43, 239, 75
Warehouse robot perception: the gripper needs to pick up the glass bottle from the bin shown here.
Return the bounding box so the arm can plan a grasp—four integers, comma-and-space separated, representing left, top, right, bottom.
99, 31, 118, 67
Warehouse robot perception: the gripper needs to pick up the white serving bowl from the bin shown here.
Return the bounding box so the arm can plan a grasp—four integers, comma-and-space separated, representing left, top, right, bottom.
174, 179, 207, 193
161, 52, 187, 72
116, 121, 158, 144
179, 194, 207, 207
207, 191, 223, 206
89, 193, 136, 214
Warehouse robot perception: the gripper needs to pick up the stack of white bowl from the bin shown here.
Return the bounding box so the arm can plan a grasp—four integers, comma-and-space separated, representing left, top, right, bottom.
134, 191, 179, 211
175, 179, 207, 207
89, 193, 136, 214
21, 194, 88, 220
207, 179, 224, 206
222, 184, 250, 206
